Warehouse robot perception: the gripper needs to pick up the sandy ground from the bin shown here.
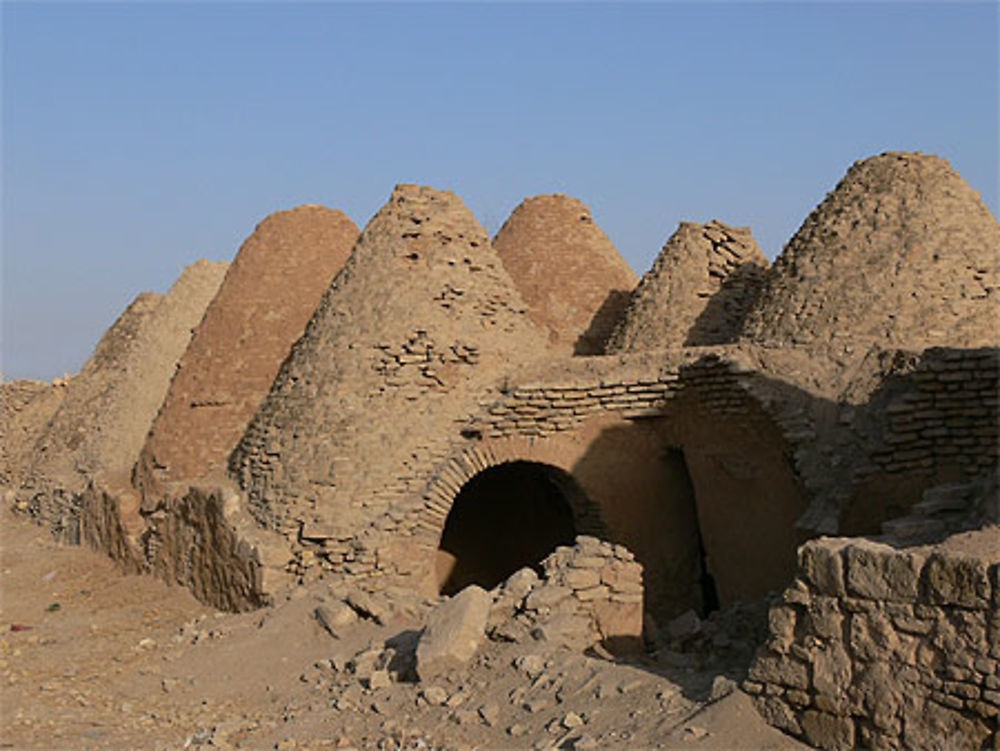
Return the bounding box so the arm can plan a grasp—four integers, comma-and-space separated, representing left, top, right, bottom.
0, 511, 810, 750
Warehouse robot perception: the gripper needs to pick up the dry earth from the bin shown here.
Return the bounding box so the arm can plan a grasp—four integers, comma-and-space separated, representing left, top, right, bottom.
1, 510, 809, 750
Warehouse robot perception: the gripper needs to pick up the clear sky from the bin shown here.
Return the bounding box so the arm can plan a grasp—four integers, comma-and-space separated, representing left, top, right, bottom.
2, 1, 997, 381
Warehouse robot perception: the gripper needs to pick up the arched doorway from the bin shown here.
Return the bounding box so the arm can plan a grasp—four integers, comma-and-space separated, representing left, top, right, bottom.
435, 461, 586, 595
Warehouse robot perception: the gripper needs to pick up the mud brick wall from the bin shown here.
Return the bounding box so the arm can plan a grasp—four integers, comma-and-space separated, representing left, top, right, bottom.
871, 347, 998, 477
746, 534, 1000, 751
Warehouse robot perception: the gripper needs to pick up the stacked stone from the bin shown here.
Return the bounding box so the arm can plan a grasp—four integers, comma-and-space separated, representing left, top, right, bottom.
608, 220, 768, 352
484, 375, 679, 438
871, 347, 998, 477
487, 536, 644, 653
747, 534, 1000, 751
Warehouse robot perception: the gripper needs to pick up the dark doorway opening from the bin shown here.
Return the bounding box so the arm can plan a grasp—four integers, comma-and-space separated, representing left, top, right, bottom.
662, 448, 719, 618
436, 461, 579, 595
696, 525, 719, 616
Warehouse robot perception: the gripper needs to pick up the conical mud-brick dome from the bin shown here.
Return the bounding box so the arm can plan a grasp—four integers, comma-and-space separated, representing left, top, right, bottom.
492, 195, 637, 354
20, 260, 227, 528
232, 185, 545, 534
606, 220, 768, 352
742, 152, 1000, 349
135, 206, 359, 495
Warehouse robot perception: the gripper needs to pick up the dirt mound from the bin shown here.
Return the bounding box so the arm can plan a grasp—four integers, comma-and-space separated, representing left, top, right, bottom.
135, 206, 359, 495
232, 185, 546, 536
606, 220, 768, 352
741, 152, 1000, 349
493, 194, 637, 354
19, 261, 227, 530
1, 510, 808, 750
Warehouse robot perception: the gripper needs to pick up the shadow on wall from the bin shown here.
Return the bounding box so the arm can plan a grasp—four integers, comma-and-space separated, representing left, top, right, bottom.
573, 289, 633, 355
566, 391, 807, 626
430, 346, 996, 634
683, 263, 768, 346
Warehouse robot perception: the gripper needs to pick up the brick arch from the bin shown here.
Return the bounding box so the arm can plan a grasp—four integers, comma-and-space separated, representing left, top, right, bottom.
413, 436, 608, 554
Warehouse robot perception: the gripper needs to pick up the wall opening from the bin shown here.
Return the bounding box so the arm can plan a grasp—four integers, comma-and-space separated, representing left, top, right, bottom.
435, 461, 581, 595
695, 523, 719, 616
660, 447, 718, 618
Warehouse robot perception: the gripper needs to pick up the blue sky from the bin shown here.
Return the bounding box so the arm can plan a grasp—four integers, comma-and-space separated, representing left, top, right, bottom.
3, 2, 997, 380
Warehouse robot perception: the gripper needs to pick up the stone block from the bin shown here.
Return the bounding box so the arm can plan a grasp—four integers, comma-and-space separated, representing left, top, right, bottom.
416, 585, 491, 681
813, 641, 852, 698
749, 654, 810, 690
574, 584, 610, 602
767, 605, 797, 653
800, 539, 846, 596
807, 596, 844, 640
844, 540, 923, 602
525, 585, 572, 611
922, 552, 990, 608
801, 709, 855, 751
562, 568, 601, 590
751, 695, 801, 736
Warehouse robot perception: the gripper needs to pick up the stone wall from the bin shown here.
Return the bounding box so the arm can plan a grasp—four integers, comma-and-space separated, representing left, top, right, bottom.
488, 536, 644, 654
746, 531, 1000, 750
79, 480, 280, 612
843, 346, 999, 534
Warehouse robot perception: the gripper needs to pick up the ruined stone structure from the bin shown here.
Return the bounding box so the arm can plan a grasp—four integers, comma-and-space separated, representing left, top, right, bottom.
3, 151, 998, 750
607, 220, 768, 351
747, 527, 999, 751
13, 260, 227, 538
492, 194, 637, 355
488, 536, 645, 653
135, 205, 359, 496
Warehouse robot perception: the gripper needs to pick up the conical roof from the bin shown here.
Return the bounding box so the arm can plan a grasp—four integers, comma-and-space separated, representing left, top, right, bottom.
492, 195, 637, 354
135, 205, 359, 495
607, 220, 768, 352
231, 185, 545, 533
742, 152, 1000, 349
22, 260, 228, 502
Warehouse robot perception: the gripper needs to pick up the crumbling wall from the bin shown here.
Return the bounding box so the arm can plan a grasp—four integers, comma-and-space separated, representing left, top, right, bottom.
607, 220, 768, 352
135, 206, 358, 496
747, 531, 1000, 751
488, 536, 644, 653
492, 194, 637, 355
79, 480, 279, 612
838, 346, 998, 535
